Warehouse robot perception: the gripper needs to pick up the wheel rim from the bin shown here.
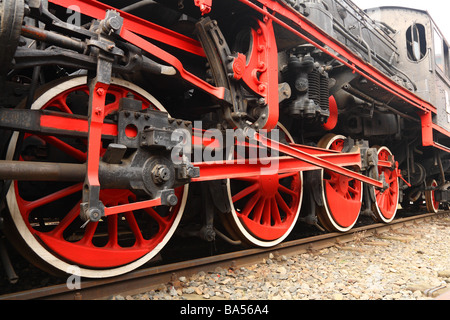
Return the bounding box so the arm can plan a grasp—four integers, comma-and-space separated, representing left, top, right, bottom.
225, 124, 303, 247
372, 147, 399, 223
425, 179, 439, 213
5, 76, 187, 278
317, 134, 362, 232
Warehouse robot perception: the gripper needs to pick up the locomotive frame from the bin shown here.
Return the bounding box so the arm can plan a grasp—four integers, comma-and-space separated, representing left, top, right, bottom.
0, 0, 449, 278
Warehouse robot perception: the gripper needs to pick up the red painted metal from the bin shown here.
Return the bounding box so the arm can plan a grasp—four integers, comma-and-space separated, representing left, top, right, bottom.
192, 152, 362, 182
48, 0, 205, 57
36, 112, 387, 192
230, 18, 279, 130
419, 111, 450, 153
231, 53, 246, 81
323, 172, 362, 228
194, 0, 212, 15
39, 112, 115, 138
119, 29, 226, 101
104, 197, 162, 217
85, 82, 109, 194
36, 107, 388, 194
48, 0, 225, 101
252, 131, 384, 188
321, 96, 338, 131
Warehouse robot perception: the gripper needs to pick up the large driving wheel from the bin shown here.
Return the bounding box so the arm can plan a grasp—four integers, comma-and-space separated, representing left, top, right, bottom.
316, 134, 363, 232
3, 76, 188, 278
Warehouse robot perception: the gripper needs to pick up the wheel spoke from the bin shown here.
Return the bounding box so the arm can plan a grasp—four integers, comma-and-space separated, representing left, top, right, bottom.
278, 172, 298, 180
378, 191, 386, 210
52, 95, 73, 114
251, 197, 265, 223
348, 185, 359, 196
325, 172, 339, 185
270, 197, 282, 225
144, 207, 169, 228
79, 221, 98, 246
261, 198, 272, 226
278, 183, 297, 197
106, 215, 119, 248
38, 135, 87, 162
232, 183, 259, 202
240, 192, 260, 218
49, 201, 81, 238
275, 192, 293, 216
23, 183, 83, 212
125, 212, 145, 244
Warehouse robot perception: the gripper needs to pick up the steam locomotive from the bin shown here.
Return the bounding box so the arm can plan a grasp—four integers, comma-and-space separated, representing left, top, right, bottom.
0, 0, 448, 279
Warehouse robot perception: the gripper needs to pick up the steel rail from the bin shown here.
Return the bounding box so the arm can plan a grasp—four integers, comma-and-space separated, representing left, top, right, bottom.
0, 212, 445, 300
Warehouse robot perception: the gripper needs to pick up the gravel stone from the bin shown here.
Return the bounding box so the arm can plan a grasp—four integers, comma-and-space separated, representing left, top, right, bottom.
120, 215, 450, 300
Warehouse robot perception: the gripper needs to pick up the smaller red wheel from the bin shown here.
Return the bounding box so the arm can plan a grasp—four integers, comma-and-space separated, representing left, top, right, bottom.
425, 179, 440, 213
223, 124, 303, 247
371, 147, 399, 223
316, 134, 363, 232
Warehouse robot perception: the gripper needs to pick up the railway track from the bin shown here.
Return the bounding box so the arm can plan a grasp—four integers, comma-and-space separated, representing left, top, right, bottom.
0, 211, 447, 300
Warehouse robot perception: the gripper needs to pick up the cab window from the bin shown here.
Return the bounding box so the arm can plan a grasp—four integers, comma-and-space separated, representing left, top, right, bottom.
434, 29, 444, 71
406, 24, 427, 61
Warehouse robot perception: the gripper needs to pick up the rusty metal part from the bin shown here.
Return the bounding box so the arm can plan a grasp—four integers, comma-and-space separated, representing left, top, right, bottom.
21, 25, 87, 53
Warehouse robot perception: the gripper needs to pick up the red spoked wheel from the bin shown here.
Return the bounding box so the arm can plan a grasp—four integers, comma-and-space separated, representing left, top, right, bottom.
316, 134, 363, 232
371, 146, 399, 223
4, 76, 188, 278
425, 179, 440, 213
223, 125, 303, 247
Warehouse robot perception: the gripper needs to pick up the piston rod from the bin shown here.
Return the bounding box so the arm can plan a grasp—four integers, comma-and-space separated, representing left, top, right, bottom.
0, 160, 85, 181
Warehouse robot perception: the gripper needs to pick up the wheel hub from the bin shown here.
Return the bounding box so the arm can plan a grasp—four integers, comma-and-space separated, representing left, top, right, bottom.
258, 175, 279, 197
337, 175, 351, 195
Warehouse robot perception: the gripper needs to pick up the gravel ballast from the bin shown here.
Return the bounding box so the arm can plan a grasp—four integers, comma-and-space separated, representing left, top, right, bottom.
114, 214, 450, 300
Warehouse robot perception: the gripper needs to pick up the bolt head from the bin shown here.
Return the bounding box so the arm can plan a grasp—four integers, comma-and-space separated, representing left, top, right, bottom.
88, 208, 102, 222
96, 87, 105, 96
152, 164, 171, 184
167, 193, 178, 206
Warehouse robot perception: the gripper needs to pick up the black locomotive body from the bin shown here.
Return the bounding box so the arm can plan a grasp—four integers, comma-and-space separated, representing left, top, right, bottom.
0, 0, 448, 279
